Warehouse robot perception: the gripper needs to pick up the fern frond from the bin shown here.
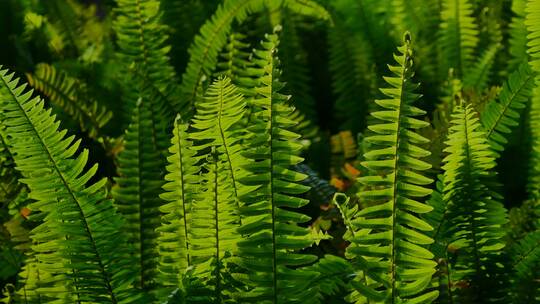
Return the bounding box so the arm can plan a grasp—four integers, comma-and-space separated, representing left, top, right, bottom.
438, 0, 479, 77
186, 151, 240, 303
390, 0, 441, 82
179, 0, 330, 114
328, 19, 375, 133
160, 0, 216, 73
112, 96, 169, 292
26, 63, 112, 143
507, 199, 540, 241
441, 102, 508, 302
156, 116, 199, 298
0, 130, 23, 206
280, 16, 319, 137
0, 66, 142, 303
389, 0, 440, 41
423, 176, 455, 304
509, 0, 529, 70
526, 0, 540, 198
190, 77, 248, 211
462, 43, 499, 92
113, 0, 181, 113
233, 31, 319, 303
216, 33, 252, 82
349, 33, 438, 303
526, 0, 540, 73
481, 63, 535, 153
508, 230, 540, 303
529, 86, 540, 198
306, 255, 354, 304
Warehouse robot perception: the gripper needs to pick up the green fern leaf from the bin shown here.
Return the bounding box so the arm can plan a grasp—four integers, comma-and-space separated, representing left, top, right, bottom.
112, 96, 169, 292
328, 19, 375, 133
526, 0, 540, 73
0, 66, 142, 303
280, 16, 319, 138
0, 129, 23, 206
509, 0, 529, 70
113, 0, 181, 114
306, 254, 355, 304
156, 116, 199, 298
438, 0, 479, 77
462, 43, 499, 92
179, 0, 330, 114
185, 152, 240, 303
190, 76, 248, 209
216, 33, 253, 82
349, 33, 437, 303
525, 0, 540, 198
233, 31, 319, 303
480, 63, 535, 153
26, 63, 112, 143
508, 230, 540, 303
441, 102, 508, 302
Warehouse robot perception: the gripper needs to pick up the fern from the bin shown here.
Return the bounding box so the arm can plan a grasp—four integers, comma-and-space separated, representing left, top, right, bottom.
113, 0, 181, 113
462, 43, 499, 92
280, 16, 318, 137
159, 0, 216, 73
191, 77, 248, 208
179, 0, 330, 113
188, 152, 241, 303
233, 31, 319, 303
306, 254, 355, 304
441, 102, 508, 302
156, 116, 198, 298
529, 86, 540, 198
480, 63, 535, 153
526, 0, 540, 198
112, 96, 169, 292
328, 18, 375, 133
526, 0, 540, 74
507, 230, 540, 303
216, 33, 252, 82
0, 130, 22, 206
26, 63, 113, 144
389, 0, 440, 42
2, 1, 540, 303
509, 0, 529, 70
422, 176, 455, 303
349, 33, 438, 303
0, 66, 142, 303
438, 0, 479, 77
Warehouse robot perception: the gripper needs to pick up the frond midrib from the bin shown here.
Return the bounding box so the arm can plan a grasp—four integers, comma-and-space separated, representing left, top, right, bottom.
211, 158, 222, 302
216, 82, 240, 209
389, 41, 411, 303
136, 103, 145, 289
133, 0, 152, 73
268, 48, 278, 304
461, 107, 485, 287
173, 123, 191, 265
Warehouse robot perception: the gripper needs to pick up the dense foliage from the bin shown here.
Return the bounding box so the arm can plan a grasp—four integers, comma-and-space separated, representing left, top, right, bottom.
0, 0, 539, 303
